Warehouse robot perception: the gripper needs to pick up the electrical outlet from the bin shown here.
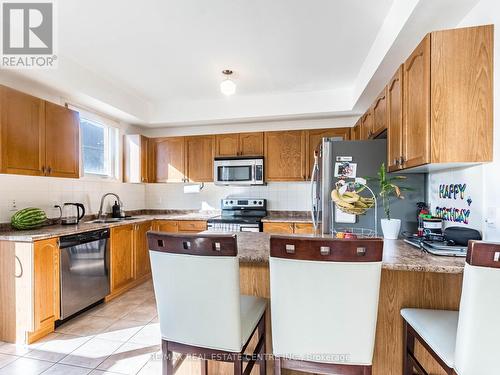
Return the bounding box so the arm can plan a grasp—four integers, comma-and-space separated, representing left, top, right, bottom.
485, 207, 497, 229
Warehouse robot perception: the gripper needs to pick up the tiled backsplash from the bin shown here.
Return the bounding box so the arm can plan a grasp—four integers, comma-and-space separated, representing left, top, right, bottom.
0, 174, 146, 223
0, 175, 309, 223
145, 182, 311, 211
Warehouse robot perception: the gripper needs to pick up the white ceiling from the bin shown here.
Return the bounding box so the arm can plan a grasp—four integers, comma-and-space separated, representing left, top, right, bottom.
9, 0, 480, 126
59, 0, 392, 102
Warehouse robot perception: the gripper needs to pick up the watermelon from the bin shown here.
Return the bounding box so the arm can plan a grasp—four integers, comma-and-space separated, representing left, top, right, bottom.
11, 208, 47, 230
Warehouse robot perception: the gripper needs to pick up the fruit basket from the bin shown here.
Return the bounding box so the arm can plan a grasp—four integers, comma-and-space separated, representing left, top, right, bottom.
330, 177, 379, 237
331, 179, 375, 215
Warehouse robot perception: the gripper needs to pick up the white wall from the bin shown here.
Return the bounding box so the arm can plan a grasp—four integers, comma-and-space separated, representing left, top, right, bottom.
428, 0, 500, 240
146, 182, 310, 212
141, 116, 357, 137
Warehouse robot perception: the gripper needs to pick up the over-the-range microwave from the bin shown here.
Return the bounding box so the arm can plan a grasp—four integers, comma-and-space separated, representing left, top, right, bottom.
213, 156, 264, 186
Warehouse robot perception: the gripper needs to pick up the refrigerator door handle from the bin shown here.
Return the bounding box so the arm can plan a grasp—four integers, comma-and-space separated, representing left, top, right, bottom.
310, 157, 319, 230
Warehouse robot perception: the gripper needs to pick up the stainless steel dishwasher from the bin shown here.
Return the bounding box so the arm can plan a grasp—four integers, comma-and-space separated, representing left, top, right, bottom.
59, 229, 110, 320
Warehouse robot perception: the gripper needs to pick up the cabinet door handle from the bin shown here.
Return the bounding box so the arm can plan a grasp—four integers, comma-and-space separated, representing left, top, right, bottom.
399, 156, 405, 166
394, 158, 399, 166
41, 166, 46, 174
47, 166, 52, 175
15, 255, 23, 278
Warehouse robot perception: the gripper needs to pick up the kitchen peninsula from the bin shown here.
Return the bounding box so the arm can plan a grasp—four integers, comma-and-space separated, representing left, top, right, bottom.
1, 217, 463, 375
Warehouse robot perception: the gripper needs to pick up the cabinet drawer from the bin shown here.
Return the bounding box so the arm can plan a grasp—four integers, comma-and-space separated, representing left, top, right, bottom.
155, 220, 178, 233
178, 220, 207, 233
263, 222, 294, 234
294, 222, 315, 234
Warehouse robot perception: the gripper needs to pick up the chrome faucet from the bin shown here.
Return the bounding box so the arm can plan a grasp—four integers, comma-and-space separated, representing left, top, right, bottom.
97, 193, 123, 219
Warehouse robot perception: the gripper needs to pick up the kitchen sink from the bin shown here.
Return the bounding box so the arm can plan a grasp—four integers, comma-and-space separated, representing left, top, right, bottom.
86, 217, 138, 224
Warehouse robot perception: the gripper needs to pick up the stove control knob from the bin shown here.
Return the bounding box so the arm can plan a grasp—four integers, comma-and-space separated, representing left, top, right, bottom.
253, 200, 257, 204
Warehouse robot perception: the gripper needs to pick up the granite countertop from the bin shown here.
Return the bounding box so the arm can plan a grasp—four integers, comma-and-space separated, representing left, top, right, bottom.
262, 211, 312, 223
199, 231, 465, 274
1, 211, 465, 274
0, 212, 220, 242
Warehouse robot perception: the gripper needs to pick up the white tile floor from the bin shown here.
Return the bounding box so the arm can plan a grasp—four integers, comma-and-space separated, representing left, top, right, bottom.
0, 281, 165, 375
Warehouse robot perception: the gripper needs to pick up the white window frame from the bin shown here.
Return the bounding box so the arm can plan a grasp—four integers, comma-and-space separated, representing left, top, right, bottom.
79, 115, 121, 181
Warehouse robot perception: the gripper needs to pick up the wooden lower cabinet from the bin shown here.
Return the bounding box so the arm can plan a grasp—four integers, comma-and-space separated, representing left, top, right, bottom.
293, 222, 315, 234
154, 220, 179, 232
29, 238, 60, 343
135, 221, 153, 279
108, 221, 156, 299
263, 221, 315, 234
178, 220, 207, 233
0, 238, 61, 344
154, 220, 207, 233
110, 225, 136, 293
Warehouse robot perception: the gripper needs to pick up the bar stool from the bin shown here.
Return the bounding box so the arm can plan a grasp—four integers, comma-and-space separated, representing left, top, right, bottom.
402, 241, 500, 375
147, 232, 267, 375
269, 235, 384, 375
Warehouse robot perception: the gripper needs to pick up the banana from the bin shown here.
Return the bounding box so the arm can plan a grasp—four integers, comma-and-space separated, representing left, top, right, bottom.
332, 187, 374, 215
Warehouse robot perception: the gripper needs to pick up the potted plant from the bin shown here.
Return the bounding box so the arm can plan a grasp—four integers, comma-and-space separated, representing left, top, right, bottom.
372, 163, 410, 239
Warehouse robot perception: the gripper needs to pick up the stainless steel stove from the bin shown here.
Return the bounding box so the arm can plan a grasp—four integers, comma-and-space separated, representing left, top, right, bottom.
207, 198, 266, 232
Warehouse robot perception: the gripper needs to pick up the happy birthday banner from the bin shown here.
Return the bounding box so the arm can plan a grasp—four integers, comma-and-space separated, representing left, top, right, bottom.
435, 183, 472, 225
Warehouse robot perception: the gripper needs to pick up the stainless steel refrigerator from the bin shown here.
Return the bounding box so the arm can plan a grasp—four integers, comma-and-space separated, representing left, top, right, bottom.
311, 138, 426, 235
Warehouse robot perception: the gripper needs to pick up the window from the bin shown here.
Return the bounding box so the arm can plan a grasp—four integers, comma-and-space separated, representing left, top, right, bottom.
80, 118, 119, 178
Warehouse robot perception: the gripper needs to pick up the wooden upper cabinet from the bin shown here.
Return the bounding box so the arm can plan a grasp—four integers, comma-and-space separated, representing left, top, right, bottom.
110, 225, 135, 293
215, 132, 263, 157
216, 133, 239, 157
154, 137, 185, 182
372, 87, 388, 137
44, 102, 80, 178
306, 127, 350, 179
239, 132, 264, 156
351, 121, 361, 140
0, 85, 80, 179
429, 25, 493, 164
360, 109, 373, 140
124, 135, 150, 183
0, 85, 45, 176
32, 238, 60, 332
185, 135, 214, 182
403, 34, 431, 169
387, 65, 404, 172
265, 130, 306, 181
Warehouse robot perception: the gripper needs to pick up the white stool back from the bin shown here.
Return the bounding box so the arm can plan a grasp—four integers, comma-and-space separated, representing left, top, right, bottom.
455, 241, 500, 375
148, 233, 243, 352
269, 236, 383, 366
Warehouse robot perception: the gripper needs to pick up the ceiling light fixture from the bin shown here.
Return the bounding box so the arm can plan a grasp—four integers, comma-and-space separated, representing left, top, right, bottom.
220, 69, 236, 96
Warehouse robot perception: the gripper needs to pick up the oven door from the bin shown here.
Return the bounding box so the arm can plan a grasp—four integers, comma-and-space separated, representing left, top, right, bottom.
214, 158, 257, 185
